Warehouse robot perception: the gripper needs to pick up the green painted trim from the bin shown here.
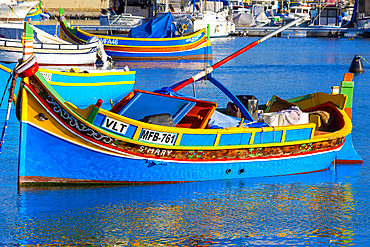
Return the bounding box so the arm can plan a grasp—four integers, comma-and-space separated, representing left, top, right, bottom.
286, 94, 312, 103
340, 80, 354, 109
264, 95, 276, 113
87, 106, 100, 123
35, 71, 66, 104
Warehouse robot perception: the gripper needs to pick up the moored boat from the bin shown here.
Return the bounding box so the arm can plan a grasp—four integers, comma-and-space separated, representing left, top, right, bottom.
0, 62, 135, 108
58, 10, 212, 60
12, 22, 362, 186
0, 0, 38, 22
0, 22, 111, 66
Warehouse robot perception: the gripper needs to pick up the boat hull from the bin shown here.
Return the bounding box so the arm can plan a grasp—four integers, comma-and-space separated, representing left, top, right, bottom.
59, 20, 213, 60
0, 38, 98, 65
0, 1, 39, 22
15, 69, 352, 187
19, 122, 339, 185
0, 63, 135, 107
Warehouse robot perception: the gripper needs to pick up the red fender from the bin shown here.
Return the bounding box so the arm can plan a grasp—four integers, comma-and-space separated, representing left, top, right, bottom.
19, 62, 39, 78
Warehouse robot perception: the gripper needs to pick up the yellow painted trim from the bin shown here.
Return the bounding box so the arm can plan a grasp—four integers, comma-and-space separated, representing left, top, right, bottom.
132, 126, 142, 141
49, 81, 135, 86
76, 27, 208, 42
281, 130, 286, 142
310, 128, 315, 139
20, 79, 29, 122
174, 133, 182, 146
214, 133, 221, 146
40, 69, 136, 77
249, 132, 255, 144
0, 64, 12, 73
0, 63, 136, 77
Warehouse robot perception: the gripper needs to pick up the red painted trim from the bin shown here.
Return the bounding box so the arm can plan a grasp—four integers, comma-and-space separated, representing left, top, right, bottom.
336, 159, 364, 164
19, 176, 194, 184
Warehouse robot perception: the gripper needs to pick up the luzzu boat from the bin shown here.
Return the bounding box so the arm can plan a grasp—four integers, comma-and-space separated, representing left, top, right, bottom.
58, 9, 212, 60
0, 62, 135, 108
12, 22, 362, 186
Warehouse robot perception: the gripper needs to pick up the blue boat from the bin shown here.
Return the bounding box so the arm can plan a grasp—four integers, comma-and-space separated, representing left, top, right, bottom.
0, 62, 135, 108
11, 22, 362, 186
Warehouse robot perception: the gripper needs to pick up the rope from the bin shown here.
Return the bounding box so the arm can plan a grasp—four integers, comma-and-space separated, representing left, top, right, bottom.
0, 55, 37, 156
358, 55, 370, 66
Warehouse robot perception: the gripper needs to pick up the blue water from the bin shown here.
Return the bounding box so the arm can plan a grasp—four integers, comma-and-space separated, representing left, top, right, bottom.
1, 36, 369, 246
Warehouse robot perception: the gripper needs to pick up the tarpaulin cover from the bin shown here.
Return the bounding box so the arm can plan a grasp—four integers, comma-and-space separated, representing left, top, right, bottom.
128, 12, 176, 38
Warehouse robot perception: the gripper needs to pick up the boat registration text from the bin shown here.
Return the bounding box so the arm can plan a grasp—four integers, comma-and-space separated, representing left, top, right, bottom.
140, 129, 177, 145
102, 117, 130, 135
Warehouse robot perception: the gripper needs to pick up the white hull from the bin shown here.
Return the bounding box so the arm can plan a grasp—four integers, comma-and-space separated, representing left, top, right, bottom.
356, 17, 370, 29
193, 19, 235, 38
0, 1, 39, 22
174, 11, 235, 38
0, 38, 98, 65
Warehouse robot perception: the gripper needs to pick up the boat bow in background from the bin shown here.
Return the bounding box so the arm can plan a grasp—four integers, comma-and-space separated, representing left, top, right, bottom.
58, 10, 212, 60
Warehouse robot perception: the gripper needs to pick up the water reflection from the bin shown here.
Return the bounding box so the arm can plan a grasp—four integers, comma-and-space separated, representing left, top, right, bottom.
14, 164, 365, 246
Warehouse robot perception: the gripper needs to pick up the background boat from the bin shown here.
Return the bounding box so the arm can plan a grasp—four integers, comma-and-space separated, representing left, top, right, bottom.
0, 0, 38, 22
59, 11, 213, 60
0, 22, 110, 66
0, 62, 135, 107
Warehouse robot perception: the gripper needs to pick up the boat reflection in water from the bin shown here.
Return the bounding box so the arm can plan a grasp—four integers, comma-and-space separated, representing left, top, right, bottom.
15, 164, 362, 246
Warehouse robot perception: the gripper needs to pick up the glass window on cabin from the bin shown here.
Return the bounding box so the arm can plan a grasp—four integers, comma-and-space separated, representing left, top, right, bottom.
297, 9, 302, 14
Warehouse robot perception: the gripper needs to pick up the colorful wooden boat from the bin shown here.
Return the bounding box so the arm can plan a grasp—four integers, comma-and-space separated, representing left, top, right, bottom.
12, 22, 361, 186
0, 36, 99, 66
0, 62, 135, 107
58, 11, 212, 60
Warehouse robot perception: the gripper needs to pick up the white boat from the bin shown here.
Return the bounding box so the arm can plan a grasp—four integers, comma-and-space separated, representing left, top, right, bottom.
192, 10, 235, 37
0, 23, 107, 66
355, 14, 370, 29
230, 0, 250, 14
283, 4, 312, 27
160, 0, 235, 38
100, 13, 145, 27
0, 0, 39, 22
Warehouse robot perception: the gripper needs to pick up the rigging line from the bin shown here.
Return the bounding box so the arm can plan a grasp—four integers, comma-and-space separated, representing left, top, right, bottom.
358, 55, 370, 66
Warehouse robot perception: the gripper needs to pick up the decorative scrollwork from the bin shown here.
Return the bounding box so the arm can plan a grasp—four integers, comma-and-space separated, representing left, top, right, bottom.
42, 88, 115, 145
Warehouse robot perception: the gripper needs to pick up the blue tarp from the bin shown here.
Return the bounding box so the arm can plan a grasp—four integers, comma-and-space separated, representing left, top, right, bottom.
128, 12, 176, 38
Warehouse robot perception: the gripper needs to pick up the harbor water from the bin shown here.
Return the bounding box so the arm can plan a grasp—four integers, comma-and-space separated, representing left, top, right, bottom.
1, 35, 370, 246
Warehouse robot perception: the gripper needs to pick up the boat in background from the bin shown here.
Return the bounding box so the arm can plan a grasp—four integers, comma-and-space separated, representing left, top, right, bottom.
192, 10, 236, 37
0, 0, 39, 22
0, 62, 135, 107
283, 3, 312, 27
59, 10, 212, 60
0, 22, 110, 66
163, 0, 236, 37
25, 2, 42, 21
13, 22, 362, 186
99, 0, 146, 27
100, 12, 145, 27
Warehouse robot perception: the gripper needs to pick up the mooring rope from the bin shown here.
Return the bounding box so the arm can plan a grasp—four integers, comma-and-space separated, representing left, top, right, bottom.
0, 55, 37, 155
358, 55, 370, 66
